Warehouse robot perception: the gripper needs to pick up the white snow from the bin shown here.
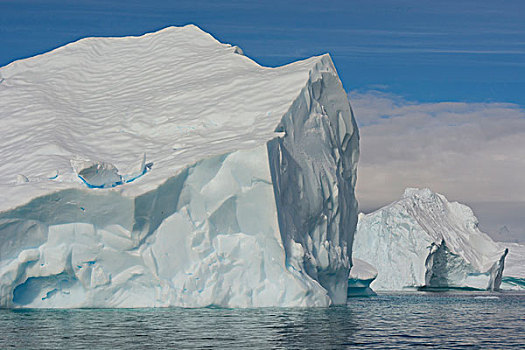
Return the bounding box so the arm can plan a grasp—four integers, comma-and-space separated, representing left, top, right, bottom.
0, 25, 359, 307
353, 188, 508, 291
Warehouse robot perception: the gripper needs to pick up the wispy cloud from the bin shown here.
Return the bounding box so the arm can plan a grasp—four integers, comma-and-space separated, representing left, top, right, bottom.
351, 90, 525, 240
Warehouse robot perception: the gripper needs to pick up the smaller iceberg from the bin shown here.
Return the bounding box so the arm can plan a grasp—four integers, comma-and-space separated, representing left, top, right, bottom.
347, 258, 377, 297
353, 188, 509, 291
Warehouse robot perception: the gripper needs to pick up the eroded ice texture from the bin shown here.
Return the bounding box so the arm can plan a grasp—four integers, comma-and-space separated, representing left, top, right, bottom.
353, 188, 508, 291
0, 25, 359, 308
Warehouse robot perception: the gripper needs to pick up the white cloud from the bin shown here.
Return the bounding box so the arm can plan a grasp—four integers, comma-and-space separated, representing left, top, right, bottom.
350, 90, 525, 241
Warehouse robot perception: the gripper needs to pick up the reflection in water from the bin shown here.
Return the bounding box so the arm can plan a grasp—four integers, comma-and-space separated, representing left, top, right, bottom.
1, 292, 523, 349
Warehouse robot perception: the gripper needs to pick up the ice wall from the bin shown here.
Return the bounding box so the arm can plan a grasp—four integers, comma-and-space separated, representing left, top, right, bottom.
0, 26, 359, 308
268, 57, 359, 304
353, 188, 508, 291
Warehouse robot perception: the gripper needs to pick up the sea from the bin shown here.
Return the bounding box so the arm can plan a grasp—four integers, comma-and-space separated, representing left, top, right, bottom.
1, 292, 523, 349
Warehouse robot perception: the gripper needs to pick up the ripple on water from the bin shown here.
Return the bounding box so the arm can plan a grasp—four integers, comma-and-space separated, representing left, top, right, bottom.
0, 292, 523, 349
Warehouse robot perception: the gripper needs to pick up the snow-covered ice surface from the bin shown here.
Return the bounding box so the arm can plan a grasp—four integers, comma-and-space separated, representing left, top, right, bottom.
353, 188, 509, 291
347, 258, 377, 296
0, 25, 359, 308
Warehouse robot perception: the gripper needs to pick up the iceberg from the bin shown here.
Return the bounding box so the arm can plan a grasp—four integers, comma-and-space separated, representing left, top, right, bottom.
0, 25, 359, 307
353, 188, 508, 291
347, 258, 377, 296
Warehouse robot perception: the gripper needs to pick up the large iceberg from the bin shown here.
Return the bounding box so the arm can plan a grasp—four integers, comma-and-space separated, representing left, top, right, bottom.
353, 188, 509, 291
0, 25, 359, 308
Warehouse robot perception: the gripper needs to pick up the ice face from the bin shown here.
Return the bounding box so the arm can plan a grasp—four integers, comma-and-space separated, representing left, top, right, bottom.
353, 188, 508, 291
499, 242, 525, 290
0, 26, 359, 308
268, 58, 359, 304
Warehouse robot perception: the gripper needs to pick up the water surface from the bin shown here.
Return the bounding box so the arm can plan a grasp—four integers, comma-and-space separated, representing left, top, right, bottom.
1, 292, 523, 349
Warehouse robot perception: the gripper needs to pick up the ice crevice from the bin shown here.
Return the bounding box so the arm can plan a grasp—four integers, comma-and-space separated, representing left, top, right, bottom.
71, 153, 150, 189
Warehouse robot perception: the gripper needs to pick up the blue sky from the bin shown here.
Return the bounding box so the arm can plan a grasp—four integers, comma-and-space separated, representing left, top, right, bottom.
1, 0, 524, 240
1, 0, 524, 104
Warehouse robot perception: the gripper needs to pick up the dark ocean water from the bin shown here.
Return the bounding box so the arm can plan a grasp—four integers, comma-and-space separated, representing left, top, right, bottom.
1, 292, 523, 349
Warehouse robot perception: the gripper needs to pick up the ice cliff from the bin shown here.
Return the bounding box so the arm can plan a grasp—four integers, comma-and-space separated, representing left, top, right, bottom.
353, 188, 509, 291
0, 25, 359, 308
